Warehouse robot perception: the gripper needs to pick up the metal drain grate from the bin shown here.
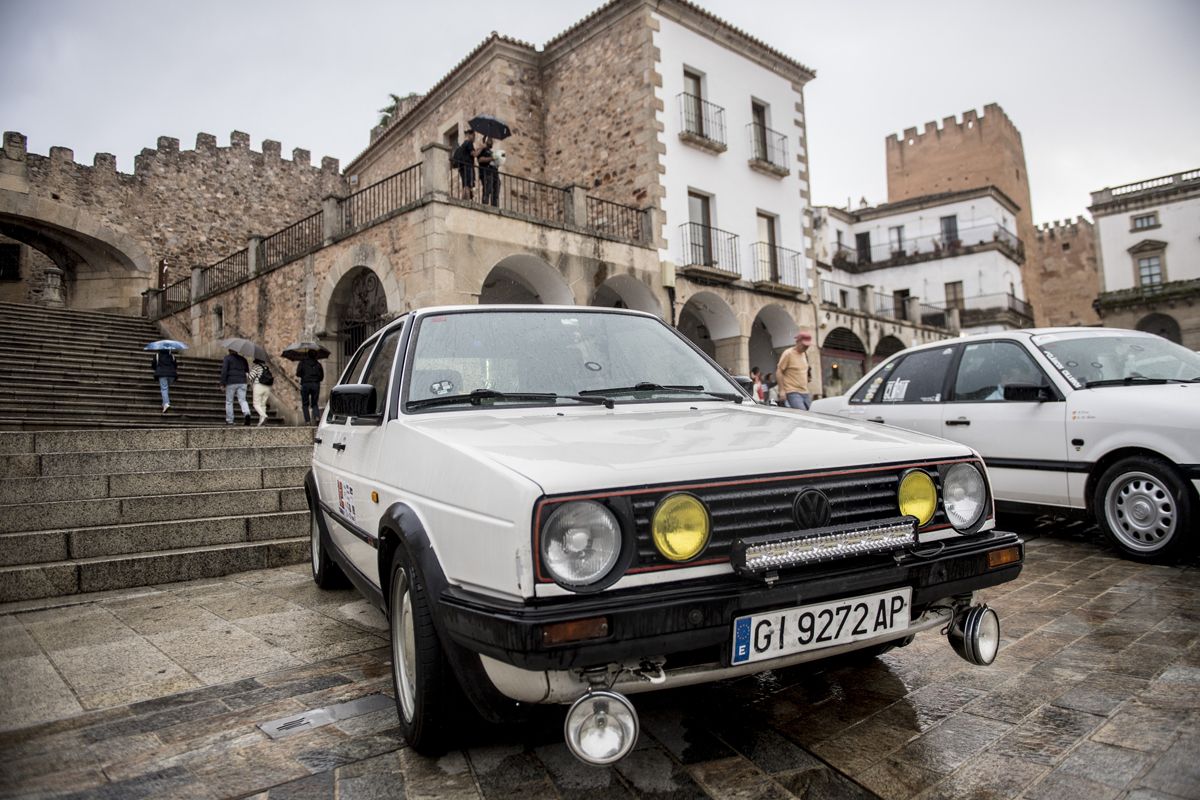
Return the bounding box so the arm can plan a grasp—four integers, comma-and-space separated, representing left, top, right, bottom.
258, 693, 395, 740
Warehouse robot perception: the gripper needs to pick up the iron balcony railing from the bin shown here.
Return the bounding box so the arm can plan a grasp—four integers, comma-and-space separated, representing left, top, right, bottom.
747, 123, 788, 171
678, 93, 727, 147
342, 164, 422, 233
920, 304, 947, 328
832, 222, 1023, 268
874, 291, 897, 319
749, 242, 805, 289
586, 196, 643, 241
679, 222, 739, 276
202, 249, 248, 296
161, 277, 191, 315
820, 279, 861, 312
449, 167, 568, 226
262, 211, 323, 270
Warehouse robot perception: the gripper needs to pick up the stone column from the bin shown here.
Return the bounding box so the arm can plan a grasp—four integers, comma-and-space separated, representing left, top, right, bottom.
947, 307, 961, 334
641, 207, 664, 247
42, 266, 65, 307
322, 195, 342, 245
714, 334, 750, 377
905, 296, 922, 325
858, 283, 875, 316
421, 143, 451, 196
565, 185, 588, 228
191, 266, 204, 302
247, 235, 265, 276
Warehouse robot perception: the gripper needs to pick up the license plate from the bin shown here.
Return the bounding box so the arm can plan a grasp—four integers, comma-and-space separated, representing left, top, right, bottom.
730, 587, 911, 665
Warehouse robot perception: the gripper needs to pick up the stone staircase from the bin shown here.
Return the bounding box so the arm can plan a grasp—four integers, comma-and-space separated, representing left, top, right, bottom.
0, 426, 313, 603
0, 301, 283, 430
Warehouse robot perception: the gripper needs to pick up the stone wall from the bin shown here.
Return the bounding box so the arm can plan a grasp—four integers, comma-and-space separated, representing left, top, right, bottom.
1030, 217, 1100, 327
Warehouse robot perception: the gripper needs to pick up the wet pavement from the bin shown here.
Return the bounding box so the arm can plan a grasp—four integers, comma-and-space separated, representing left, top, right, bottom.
1, 523, 1197, 800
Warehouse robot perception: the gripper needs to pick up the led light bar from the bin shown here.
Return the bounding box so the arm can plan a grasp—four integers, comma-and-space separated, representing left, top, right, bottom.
732, 517, 916, 575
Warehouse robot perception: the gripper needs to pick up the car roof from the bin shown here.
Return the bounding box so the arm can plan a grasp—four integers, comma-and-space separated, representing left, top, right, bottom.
893, 326, 1158, 356
410, 304, 656, 319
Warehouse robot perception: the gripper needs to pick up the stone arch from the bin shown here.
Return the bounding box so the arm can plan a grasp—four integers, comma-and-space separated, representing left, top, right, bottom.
820, 327, 868, 398
678, 291, 739, 367
1135, 312, 1182, 344
480, 254, 573, 305
324, 267, 391, 378
0, 189, 154, 312
749, 304, 799, 379
873, 334, 906, 364
590, 274, 662, 316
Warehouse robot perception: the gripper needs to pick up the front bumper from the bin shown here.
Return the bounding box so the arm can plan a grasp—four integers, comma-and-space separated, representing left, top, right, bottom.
438, 530, 1023, 671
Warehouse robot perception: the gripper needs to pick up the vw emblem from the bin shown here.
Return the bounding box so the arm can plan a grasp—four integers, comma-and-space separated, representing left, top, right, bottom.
793, 488, 832, 530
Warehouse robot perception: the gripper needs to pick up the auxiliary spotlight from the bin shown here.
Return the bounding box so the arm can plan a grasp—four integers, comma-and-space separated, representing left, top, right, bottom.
563, 689, 639, 766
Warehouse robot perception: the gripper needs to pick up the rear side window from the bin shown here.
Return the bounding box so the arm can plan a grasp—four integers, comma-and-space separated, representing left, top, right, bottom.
879, 346, 956, 404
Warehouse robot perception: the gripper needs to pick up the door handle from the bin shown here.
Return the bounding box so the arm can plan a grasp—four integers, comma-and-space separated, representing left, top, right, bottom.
867, 417, 885, 424
313, 437, 323, 444
946, 419, 971, 426
332, 442, 347, 452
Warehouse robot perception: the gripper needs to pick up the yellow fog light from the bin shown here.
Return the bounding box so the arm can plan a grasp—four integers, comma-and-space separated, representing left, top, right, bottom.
898, 470, 937, 527
651, 493, 710, 562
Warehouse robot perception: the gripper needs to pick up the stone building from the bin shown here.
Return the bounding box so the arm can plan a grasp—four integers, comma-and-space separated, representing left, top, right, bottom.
1090, 168, 1200, 347
1029, 217, 1100, 328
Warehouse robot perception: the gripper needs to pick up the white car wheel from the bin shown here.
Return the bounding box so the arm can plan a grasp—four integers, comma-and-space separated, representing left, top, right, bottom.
1095, 456, 1195, 562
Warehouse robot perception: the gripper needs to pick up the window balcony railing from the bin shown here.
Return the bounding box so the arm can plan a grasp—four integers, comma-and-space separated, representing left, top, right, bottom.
678, 93, 727, 149
1097, 277, 1200, 311
747, 123, 788, 172
924, 292, 1033, 329
749, 242, 805, 289
679, 222, 739, 276
831, 222, 1024, 270
874, 291, 898, 319
820, 278, 862, 312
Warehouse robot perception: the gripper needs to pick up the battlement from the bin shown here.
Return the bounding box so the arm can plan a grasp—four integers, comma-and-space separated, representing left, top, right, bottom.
1034, 217, 1094, 239
886, 103, 1023, 149
1, 130, 340, 178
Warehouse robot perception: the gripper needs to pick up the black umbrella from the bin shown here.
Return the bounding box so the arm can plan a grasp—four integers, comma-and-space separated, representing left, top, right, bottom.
468, 115, 511, 140
281, 341, 332, 361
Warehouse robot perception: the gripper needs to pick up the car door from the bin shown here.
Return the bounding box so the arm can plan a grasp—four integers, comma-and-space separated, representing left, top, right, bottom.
842, 344, 958, 437
330, 322, 406, 581
942, 340, 1069, 508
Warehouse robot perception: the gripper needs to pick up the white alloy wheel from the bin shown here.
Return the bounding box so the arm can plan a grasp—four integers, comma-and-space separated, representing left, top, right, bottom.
1104, 470, 1176, 553
391, 568, 418, 723
310, 509, 322, 575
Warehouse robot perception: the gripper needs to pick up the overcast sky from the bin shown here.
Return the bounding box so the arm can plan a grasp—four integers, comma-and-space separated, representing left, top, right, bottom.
2, 0, 1197, 224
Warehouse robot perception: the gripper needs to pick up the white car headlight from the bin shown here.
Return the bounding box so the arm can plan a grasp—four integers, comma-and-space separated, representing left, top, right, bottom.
943, 463, 986, 531
541, 501, 622, 588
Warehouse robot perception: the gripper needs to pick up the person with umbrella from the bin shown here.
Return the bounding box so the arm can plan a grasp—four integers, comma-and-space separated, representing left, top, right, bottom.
283, 342, 330, 424
145, 340, 187, 414
450, 128, 477, 200
468, 115, 510, 207
220, 338, 261, 425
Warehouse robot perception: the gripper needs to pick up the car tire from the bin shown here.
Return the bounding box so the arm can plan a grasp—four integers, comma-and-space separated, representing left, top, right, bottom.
1094, 456, 1195, 562
388, 544, 463, 754
310, 503, 349, 589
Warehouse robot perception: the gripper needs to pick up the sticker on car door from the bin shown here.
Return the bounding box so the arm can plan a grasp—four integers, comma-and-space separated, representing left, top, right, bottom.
337, 479, 357, 522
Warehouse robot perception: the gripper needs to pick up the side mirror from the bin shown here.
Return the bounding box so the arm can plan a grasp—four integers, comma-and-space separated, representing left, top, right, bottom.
330, 383, 378, 417
1002, 382, 1051, 402
733, 375, 756, 399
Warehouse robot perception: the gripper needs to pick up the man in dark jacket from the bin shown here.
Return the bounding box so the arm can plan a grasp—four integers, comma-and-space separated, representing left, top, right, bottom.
220, 350, 252, 425
451, 129, 477, 200
296, 353, 324, 424
151, 350, 178, 413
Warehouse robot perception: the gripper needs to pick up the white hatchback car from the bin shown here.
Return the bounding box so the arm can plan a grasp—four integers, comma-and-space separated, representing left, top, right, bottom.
307, 305, 1023, 765
812, 328, 1200, 562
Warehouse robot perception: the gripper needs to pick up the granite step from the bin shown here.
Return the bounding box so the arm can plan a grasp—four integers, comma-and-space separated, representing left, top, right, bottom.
0, 464, 309, 504
0, 426, 314, 455
0, 536, 310, 602
0, 444, 311, 480
0, 301, 157, 325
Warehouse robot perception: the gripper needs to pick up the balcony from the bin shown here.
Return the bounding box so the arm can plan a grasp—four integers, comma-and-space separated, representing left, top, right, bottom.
678, 93, 727, 153
1095, 277, 1200, 312
830, 223, 1024, 271
927, 292, 1034, 330
749, 242, 806, 294
819, 279, 862, 313
678, 222, 740, 282
747, 123, 789, 177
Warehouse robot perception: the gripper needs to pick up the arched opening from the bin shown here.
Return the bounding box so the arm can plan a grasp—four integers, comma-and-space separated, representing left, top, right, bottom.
1136, 312, 1182, 344
590, 274, 662, 317
678, 292, 739, 370
873, 335, 906, 366
480, 254, 573, 306
326, 267, 390, 378
820, 327, 867, 397
749, 304, 799, 381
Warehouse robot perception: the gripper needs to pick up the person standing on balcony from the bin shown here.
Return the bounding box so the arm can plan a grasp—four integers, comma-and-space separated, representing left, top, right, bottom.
297, 353, 324, 424
451, 129, 477, 200
478, 136, 499, 207
151, 349, 177, 413
220, 349, 252, 425
777, 331, 814, 410
248, 359, 274, 427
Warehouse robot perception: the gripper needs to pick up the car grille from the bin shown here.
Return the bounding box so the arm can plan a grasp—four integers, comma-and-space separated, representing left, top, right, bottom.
628, 464, 949, 570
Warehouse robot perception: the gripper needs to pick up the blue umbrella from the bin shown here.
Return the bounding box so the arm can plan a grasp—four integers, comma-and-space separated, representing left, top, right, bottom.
144, 340, 189, 351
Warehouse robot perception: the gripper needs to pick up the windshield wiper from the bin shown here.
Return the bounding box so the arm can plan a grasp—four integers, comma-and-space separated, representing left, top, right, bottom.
408, 388, 614, 410
578, 382, 743, 404
1084, 377, 1200, 388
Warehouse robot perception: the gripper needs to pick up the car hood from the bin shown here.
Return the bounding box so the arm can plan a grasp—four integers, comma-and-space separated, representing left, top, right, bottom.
403, 402, 976, 495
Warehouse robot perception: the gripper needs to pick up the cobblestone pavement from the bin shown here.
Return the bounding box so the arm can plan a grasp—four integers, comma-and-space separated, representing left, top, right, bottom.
1, 524, 1197, 800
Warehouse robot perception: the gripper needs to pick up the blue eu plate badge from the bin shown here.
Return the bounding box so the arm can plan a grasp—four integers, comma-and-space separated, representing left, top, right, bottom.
732, 617, 752, 664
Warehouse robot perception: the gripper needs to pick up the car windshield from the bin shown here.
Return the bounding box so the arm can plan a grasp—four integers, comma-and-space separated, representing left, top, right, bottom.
1033, 332, 1200, 389
405, 309, 740, 409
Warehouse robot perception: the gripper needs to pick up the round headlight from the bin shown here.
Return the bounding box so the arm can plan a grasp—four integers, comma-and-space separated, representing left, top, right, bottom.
541, 501, 622, 587
943, 463, 986, 530
651, 493, 710, 562
898, 470, 937, 527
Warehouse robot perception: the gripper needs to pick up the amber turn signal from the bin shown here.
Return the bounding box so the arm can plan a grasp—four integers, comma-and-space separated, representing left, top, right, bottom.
541, 616, 610, 646
986, 546, 1021, 569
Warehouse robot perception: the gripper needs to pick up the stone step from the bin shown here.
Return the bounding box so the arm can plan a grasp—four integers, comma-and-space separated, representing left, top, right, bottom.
0, 387, 256, 409
0, 426, 314, 456
0, 443, 310, 479
0, 510, 307, 566
0, 321, 162, 341
0, 351, 227, 374
0, 405, 284, 429
0, 486, 306, 534
0, 301, 156, 326
0, 536, 309, 602
0, 464, 308, 504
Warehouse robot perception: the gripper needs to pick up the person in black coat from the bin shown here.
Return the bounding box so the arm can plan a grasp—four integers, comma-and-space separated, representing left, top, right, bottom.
151, 350, 178, 413
220, 350, 252, 425
296, 353, 325, 424
451, 129, 477, 200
